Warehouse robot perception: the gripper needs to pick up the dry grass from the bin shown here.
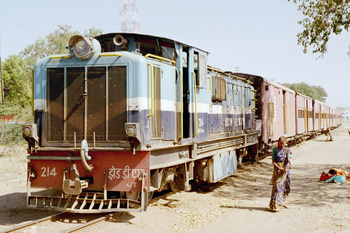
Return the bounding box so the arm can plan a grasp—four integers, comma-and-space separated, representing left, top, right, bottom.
0, 145, 27, 178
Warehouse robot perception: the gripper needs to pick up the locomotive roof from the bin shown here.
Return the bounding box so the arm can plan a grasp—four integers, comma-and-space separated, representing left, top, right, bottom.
95, 32, 209, 54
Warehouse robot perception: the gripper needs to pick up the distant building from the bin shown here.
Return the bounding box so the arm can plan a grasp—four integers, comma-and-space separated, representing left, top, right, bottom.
340, 107, 350, 119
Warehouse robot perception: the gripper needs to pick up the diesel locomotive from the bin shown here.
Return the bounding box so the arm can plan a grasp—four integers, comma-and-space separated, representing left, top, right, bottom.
22, 33, 258, 213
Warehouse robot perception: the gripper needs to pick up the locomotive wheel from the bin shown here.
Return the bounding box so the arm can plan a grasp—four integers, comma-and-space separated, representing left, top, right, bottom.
169, 171, 184, 191
237, 155, 243, 166
254, 153, 259, 163
169, 181, 179, 191
147, 191, 154, 200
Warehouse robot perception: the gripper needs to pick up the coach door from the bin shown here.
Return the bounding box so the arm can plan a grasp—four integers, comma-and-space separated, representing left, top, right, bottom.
283, 90, 289, 135
305, 100, 309, 132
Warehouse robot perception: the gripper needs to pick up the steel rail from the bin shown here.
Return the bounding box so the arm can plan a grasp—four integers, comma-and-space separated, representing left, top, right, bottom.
1, 212, 113, 233
0, 212, 66, 233
62, 214, 112, 233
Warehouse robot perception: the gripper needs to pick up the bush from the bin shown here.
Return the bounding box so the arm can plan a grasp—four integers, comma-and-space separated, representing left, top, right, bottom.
0, 105, 32, 146
0, 122, 26, 146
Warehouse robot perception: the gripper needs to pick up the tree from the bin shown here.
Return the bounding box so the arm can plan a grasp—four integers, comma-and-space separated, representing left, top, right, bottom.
84, 27, 104, 38
1, 25, 104, 114
20, 25, 79, 67
290, 0, 350, 56
2, 55, 31, 109
282, 82, 327, 102
313, 85, 328, 102
20, 25, 103, 67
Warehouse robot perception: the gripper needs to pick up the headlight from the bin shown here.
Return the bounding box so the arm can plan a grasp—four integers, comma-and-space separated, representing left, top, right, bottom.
69, 35, 93, 59
22, 124, 38, 140
125, 123, 141, 152
126, 125, 137, 137
23, 127, 32, 138
22, 124, 39, 153
125, 123, 140, 139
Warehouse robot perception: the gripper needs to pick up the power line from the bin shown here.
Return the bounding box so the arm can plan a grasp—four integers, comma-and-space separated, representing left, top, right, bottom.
0, 14, 45, 35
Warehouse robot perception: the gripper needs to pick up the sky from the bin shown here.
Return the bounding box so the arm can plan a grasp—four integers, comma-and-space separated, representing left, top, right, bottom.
0, 0, 349, 108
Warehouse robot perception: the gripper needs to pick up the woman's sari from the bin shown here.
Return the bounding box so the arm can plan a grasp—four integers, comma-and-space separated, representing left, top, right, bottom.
269, 147, 291, 211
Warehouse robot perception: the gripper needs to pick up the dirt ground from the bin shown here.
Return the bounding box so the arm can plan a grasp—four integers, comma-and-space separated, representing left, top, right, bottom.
1, 121, 350, 233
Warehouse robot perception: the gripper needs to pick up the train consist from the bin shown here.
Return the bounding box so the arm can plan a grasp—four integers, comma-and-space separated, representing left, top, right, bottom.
234, 73, 342, 150
22, 33, 341, 213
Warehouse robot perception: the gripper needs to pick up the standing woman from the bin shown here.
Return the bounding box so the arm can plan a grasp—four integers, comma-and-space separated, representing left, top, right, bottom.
269, 136, 291, 212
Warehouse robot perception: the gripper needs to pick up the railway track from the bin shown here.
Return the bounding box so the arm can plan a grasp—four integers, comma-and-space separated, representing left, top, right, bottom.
0, 212, 111, 233
1, 190, 173, 233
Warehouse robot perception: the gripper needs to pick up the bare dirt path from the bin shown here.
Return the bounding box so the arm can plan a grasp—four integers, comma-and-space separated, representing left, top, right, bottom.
1, 122, 350, 233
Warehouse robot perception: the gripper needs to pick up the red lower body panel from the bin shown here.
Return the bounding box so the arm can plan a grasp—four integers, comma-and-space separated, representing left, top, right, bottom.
28, 151, 150, 192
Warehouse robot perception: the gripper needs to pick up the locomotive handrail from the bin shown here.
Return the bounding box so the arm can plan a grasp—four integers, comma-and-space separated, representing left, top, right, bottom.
207, 76, 212, 93
49, 55, 72, 59
181, 71, 183, 139
99, 52, 122, 57
145, 54, 176, 65
31, 70, 34, 117
27, 156, 81, 160
147, 64, 155, 117
252, 89, 257, 103
193, 72, 198, 137
229, 74, 245, 81
207, 66, 225, 74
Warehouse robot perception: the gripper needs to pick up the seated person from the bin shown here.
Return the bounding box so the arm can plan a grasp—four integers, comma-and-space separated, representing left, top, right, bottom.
320, 168, 349, 183
325, 174, 346, 183
328, 168, 350, 180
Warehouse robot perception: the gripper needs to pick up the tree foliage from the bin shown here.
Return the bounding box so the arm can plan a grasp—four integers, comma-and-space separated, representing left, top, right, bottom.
20, 25, 103, 67
290, 0, 350, 56
2, 55, 31, 109
282, 82, 328, 102
1, 24, 103, 115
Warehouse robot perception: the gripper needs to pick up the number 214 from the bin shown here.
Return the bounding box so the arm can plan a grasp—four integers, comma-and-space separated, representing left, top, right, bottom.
41, 167, 57, 177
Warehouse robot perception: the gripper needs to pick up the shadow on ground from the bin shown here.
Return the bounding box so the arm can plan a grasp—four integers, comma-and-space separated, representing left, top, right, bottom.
209, 160, 350, 208
0, 192, 57, 227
